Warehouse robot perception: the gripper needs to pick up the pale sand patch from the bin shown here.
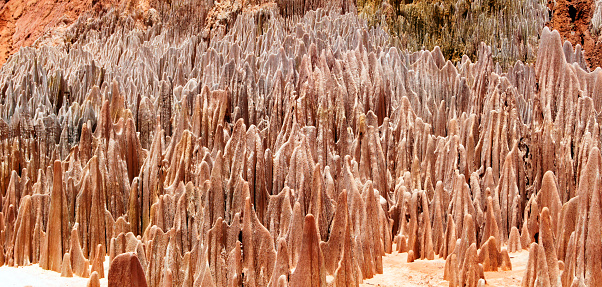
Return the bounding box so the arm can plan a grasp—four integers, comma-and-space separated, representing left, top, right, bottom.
0, 256, 109, 287
0, 250, 529, 287
362, 249, 529, 287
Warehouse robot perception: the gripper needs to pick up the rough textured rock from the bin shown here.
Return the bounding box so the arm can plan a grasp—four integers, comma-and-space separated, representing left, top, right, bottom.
60, 253, 73, 277
0, 1, 601, 286
41, 160, 66, 272
88, 271, 101, 287
508, 227, 522, 253
108, 252, 148, 287
289, 214, 326, 287
478, 236, 500, 272
70, 224, 90, 278
91, 244, 105, 279
551, 0, 602, 69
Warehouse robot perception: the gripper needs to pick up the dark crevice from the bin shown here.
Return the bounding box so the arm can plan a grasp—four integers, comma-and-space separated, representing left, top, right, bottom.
568, 5, 577, 22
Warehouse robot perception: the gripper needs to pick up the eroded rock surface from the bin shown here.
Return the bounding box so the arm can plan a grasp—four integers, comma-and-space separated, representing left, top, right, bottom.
0, 1, 600, 286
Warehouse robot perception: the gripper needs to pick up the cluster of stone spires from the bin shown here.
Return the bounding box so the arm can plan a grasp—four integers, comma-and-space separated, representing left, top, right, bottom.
0, 2, 601, 287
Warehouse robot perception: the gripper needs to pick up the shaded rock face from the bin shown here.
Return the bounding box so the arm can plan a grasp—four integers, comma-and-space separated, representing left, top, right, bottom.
0, 0, 601, 286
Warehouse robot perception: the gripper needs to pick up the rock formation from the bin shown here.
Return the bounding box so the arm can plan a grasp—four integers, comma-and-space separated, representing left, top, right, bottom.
108, 252, 148, 287
0, 0, 600, 286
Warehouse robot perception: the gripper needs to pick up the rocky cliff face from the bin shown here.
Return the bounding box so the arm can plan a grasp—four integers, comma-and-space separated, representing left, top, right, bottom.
0, 1, 601, 287
0, 0, 151, 67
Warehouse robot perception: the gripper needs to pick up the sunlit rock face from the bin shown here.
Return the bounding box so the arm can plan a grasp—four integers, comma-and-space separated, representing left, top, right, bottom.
0, 1, 601, 286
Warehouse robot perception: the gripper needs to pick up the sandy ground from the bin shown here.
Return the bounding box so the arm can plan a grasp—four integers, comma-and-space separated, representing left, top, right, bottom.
0, 256, 109, 287
362, 248, 529, 287
0, 249, 528, 287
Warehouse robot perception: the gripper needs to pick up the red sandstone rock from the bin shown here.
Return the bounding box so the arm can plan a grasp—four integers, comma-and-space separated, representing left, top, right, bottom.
91, 244, 105, 279
43, 160, 66, 272
60, 253, 73, 277
478, 236, 499, 272
108, 252, 148, 287
508, 227, 522, 253
289, 214, 326, 287
70, 224, 90, 278
88, 271, 101, 287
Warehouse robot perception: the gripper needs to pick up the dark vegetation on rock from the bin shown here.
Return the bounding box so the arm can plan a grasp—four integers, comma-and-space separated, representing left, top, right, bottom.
359, 0, 549, 68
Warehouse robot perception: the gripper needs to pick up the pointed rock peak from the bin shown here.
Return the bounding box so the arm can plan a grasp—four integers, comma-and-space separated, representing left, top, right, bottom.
537, 27, 565, 65
322, 190, 348, 275
60, 253, 73, 277
290, 214, 326, 287
539, 207, 561, 287
478, 236, 499, 272
508, 226, 522, 253
269, 238, 290, 287
70, 224, 90, 278
88, 271, 101, 287
482, 196, 499, 247
537, 171, 562, 235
